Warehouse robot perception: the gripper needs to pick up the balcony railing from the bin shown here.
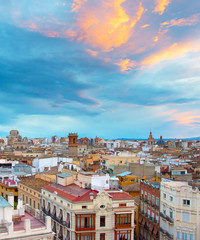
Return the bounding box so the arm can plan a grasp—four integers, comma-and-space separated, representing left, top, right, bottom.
166, 231, 173, 239
42, 208, 50, 216
160, 212, 167, 219
160, 227, 166, 235
166, 216, 174, 224
154, 219, 158, 224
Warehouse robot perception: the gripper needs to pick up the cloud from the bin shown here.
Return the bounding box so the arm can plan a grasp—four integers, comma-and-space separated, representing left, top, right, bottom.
76, 0, 144, 51
71, 0, 88, 12
86, 49, 98, 56
142, 41, 200, 66
116, 59, 136, 72
161, 13, 200, 27
153, 0, 170, 15
168, 111, 200, 126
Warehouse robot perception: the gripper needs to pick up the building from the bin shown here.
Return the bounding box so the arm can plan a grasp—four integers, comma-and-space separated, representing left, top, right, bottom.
41, 172, 136, 240
160, 180, 197, 240
148, 132, 155, 146
0, 171, 18, 205
0, 193, 54, 239
18, 176, 49, 211
68, 133, 78, 157
139, 180, 160, 240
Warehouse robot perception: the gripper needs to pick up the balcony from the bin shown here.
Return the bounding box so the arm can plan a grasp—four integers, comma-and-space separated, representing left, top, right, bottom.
166, 231, 173, 239
154, 219, 158, 224
160, 227, 166, 235
42, 208, 50, 216
160, 212, 167, 219
166, 216, 174, 224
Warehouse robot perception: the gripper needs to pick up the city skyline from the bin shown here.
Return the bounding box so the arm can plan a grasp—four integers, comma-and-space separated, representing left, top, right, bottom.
0, 0, 200, 138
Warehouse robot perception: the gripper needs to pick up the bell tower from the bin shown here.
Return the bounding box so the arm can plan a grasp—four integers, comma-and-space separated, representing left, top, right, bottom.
68, 133, 78, 156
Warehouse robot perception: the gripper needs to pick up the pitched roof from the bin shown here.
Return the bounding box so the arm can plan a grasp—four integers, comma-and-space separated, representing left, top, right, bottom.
42, 183, 134, 202
19, 176, 50, 192
0, 197, 12, 208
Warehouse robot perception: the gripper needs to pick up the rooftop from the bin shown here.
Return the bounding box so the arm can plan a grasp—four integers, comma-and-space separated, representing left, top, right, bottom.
43, 183, 134, 202
0, 197, 12, 208
13, 212, 45, 231
57, 172, 73, 178
19, 176, 50, 192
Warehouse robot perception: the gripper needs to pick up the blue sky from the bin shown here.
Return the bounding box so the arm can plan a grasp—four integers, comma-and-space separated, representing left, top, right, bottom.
0, 0, 200, 139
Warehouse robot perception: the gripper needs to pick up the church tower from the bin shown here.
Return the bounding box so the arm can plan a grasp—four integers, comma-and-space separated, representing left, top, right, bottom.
147, 131, 155, 146
68, 133, 78, 156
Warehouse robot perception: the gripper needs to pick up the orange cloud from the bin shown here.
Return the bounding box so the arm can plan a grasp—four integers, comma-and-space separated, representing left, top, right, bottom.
116, 59, 136, 72
142, 41, 200, 66
71, 0, 88, 12
169, 112, 200, 125
154, 36, 159, 42
141, 24, 150, 28
76, 1, 144, 51
86, 49, 98, 56
161, 13, 200, 27
153, 0, 170, 15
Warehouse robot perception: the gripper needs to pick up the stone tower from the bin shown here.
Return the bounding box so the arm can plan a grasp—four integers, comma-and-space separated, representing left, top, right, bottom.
147, 131, 155, 146
68, 133, 78, 156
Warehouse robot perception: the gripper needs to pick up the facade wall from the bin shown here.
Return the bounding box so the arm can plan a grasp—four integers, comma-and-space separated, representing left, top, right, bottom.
18, 183, 41, 210
41, 189, 135, 240
139, 181, 160, 240
160, 181, 199, 240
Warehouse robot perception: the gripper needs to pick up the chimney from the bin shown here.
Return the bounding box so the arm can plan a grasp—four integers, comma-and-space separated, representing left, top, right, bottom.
8, 192, 14, 207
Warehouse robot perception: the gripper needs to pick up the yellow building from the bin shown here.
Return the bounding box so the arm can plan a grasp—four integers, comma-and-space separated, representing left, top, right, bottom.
18, 176, 49, 211
0, 179, 18, 207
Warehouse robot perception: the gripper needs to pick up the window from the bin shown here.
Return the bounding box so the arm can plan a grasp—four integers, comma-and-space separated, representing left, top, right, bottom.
115, 230, 131, 240
38, 203, 40, 210
76, 233, 95, 240
30, 198, 32, 206
82, 206, 87, 209
119, 203, 126, 207
182, 212, 190, 223
177, 231, 180, 240
156, 197, 159, 206
26, 196, 28, 204
190, 234, 194, 240
163, 193, 166, 199
23, 194, 24, 201
76, 214, 95, 231
152, 195, 155, 205
100, 233, 105, 240
100, 216, 105, 227
170, 196, 173, 202
141, 190, 143, 194
169, 209, 173, 219
148, 193, 151, 201
182, 232, 188, 240
115, 214, 131, 228
183, 199, 190, 206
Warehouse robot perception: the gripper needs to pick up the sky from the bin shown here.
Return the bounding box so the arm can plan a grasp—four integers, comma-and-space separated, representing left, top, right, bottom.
0, 0, 200, 139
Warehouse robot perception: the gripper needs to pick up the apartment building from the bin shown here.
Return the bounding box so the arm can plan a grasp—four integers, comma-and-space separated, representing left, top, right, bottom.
160, 180, 197, 240
0, 193, 54, 239
18, 176, 49, 211
139, 180, 160, 240
41, 172, 136, 240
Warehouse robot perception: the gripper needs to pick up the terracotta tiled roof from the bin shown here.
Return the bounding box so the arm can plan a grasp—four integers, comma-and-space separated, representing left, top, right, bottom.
19, 176, 49, 192
42, 184, 134, 202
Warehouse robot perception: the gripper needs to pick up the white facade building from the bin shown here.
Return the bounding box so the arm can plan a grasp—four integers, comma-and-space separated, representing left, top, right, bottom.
160, 180, 198, 240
